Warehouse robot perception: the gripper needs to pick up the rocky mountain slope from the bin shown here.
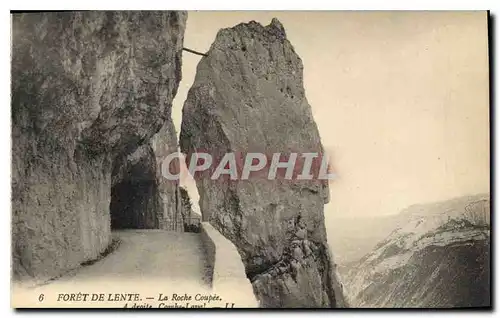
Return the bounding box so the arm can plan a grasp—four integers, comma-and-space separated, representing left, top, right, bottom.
329, 215, 404, 266
12, 11, 186, 283
180, 19, 344, 308
342, 194, 490, 308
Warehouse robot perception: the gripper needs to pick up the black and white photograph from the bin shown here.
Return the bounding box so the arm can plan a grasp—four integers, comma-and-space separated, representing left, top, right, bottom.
9, 10, 491, 309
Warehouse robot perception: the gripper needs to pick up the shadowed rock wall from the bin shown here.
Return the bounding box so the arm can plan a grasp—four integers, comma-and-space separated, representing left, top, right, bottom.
11, 11, 186, 282
110, 145, 159, 229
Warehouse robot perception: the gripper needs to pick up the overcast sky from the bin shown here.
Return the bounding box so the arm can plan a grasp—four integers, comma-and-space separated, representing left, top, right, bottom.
171, 11, 490, 221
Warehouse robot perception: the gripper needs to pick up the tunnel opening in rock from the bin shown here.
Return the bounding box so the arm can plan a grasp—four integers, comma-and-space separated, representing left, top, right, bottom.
110, 146, 160, 230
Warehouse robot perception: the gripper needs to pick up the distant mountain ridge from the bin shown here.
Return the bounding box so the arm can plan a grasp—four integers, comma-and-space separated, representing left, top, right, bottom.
339, 194, 490, 308
328, 193, 489, 265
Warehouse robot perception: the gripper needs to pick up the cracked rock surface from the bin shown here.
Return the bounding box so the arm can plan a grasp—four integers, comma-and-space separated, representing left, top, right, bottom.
180, 19, 345, 308
12, 11, 186, 282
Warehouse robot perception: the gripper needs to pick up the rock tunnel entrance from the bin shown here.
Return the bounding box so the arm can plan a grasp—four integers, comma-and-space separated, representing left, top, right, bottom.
110, 146, 160, 230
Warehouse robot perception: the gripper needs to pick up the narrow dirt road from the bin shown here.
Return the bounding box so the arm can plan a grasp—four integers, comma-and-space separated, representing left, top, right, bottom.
68, 230, 209, 285
13, 230, 218, 308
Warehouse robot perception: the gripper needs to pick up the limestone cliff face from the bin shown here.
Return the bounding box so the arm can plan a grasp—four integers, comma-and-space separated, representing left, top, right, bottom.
150, 117, 182, 229
11, 11, 186, 282
180, 19, 345, 308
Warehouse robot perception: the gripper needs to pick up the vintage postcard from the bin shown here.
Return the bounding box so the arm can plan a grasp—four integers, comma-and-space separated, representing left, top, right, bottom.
10, 11, 490, 309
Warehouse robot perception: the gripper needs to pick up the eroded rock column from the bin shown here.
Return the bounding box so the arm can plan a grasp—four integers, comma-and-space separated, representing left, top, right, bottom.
180, 19, 345, 307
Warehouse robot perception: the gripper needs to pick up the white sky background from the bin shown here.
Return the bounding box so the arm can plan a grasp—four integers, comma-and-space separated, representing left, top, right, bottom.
171, 11, 490, 220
